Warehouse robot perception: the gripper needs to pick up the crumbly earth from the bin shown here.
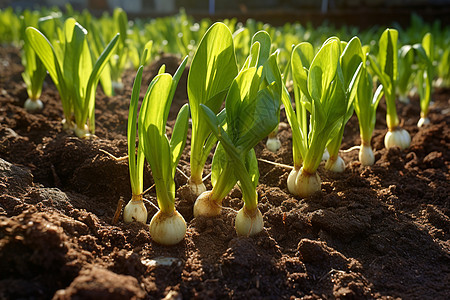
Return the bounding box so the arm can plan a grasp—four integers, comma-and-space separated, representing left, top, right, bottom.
1, 46, 449, 299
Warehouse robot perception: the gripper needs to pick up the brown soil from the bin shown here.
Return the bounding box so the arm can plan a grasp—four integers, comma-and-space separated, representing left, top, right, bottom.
1, 45, 449, 299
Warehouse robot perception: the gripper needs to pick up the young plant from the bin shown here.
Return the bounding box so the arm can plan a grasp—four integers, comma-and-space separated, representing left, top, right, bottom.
138, 57, 189, 245
324, 37, 364, 172
249, 31, 282, 153
194, 32, 280, 219
285, 38, 355, 197
20, 11, 47, 112
187, 22, 238, 196
199, 53, 282, 236
414, 33, 435, 127
123, 63, 147, 224
25, 18, 119, 138
354, 61, 384, 166
368, 28, 411, 150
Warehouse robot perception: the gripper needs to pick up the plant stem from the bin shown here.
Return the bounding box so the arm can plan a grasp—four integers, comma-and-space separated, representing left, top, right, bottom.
303, 132, 327, 174
155, 179, 175, 214
327, 124, 345, 160
189, 131, 205, 185
232, 157, 258, 211
210, 162, 236, 203
385, 90, 399, 130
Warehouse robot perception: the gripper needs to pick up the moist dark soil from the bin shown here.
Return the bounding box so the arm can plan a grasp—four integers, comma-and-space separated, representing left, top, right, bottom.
1, 45, 449, 299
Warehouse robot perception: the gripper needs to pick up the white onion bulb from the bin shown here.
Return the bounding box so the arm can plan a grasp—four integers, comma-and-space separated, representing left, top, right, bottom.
235, 206, 263, 236
384, 128, 411, 150
266, 137, 281, 152
325, 156, 345, 173
193, 190, 222, 217
149, 210, 186, 245
24, 98, 43, 112
123, 195, 147, 224
287, 167, 321, 198
188, 178, 206, 197
359, 144, 375, 166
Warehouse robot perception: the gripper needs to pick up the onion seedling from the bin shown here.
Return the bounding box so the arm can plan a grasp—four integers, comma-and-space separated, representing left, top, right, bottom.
368, 28, 411, 150
20, 11, 47, 112
284, 38, 359, 197
138, 57, 189, 246
414, 33, 435, 127
194, 32, 280, 219
123, 62, 147, 223
187, 22, 238, 196
248, 31, 282, 153
25, 18, 119, 138
121, 47, 154, 223
354, 55, 384, 166
324, 37, 364, 173
199, 52, 282, 235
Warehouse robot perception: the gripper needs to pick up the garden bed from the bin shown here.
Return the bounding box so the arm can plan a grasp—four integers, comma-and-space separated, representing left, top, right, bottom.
1, 45, 449, 299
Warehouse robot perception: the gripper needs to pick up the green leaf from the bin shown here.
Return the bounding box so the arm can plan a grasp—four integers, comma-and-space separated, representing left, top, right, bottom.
84, 33, 120, 131
139, 41, 153, 66
25, 27, 62, 89
308, 38, 341, 135
236, 81, 281, 154
243, 41, 260, 69
199, 104, 236, 154
378, 28, 398, 82
245, 149, 259, 188
188, 22, 238, 124
422, 33, 434, 66
169, 103, 190, 174
225, 67, 262, 142
251, 30, 271, 67
397, 45, 414, 95
188, 22, 238, 180
340, 36, 364, 91
291, 42, 314, 100
139, 74, 175, 210
367, 54, 391, 93
211, 142, 237, 199
21, 19, 47, 100
345, 62, 364, 115
128, 66, 144, 195
308, 37, 340, 105
38, 14, 60, 39
280, 84, 306, 164
200, 104, 261, 209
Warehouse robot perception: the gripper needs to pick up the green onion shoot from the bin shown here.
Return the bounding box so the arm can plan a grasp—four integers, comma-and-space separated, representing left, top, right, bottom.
324, 37, 364, 172
138, 57, 190, 245
368, 28, 411, 150
187, 22, 238, 196
284, 38, 357, 197
25, 18, 119, 138
414, 33, 435, 127
20, 12, 46, 112
354, 49, 384, 166
199, 51, 282, 235
123, 62, 147, 224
